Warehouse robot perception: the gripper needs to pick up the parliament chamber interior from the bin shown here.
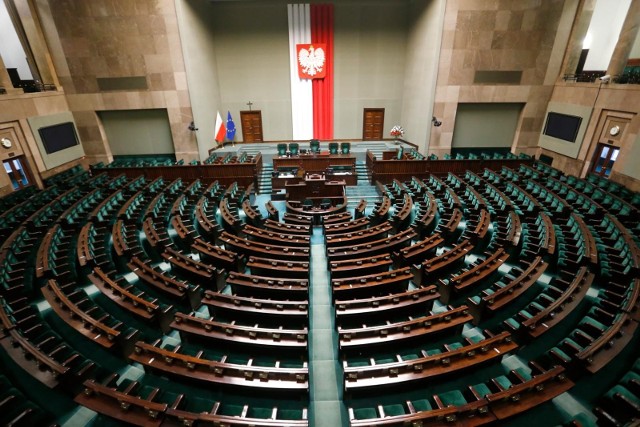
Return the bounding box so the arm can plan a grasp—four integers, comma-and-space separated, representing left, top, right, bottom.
0, 0, 639, 426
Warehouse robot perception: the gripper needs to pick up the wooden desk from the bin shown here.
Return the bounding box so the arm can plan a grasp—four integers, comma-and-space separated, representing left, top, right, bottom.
226, 271, 309, 299
246, 256, 310, 279
75, 376, 167, 427
327, 228, 416, 261
128, 256, 202, 309
343, 331, 516, 390
395, 233, 444, 266
242, 224, 311, 247
332, 267, 414, 299
439, 247, 509, 303
335, 285, 438, 320
326, 222, 393, 248
162, 247, 225, 290
324, 217, 370, 235
172, 312, 308, 349
203, 290, 308, 322
273, 153, 355, 171
262, 218, 311, 235
520, 267, 594, 338
286, 176, 346, 201
339, 305, 472, 351
192, 238, 243, 272
330, 254, 393, 279
220, 232, 310, 261
130, 340, 308, 391
412, 239, 473, 285
469, 256, 547, 323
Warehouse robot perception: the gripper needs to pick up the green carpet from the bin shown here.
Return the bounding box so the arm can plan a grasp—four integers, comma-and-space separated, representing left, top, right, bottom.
308, 228, 349, 427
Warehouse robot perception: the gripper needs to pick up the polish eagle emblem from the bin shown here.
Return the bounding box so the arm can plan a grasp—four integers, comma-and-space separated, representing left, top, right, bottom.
297, 44, 326, 79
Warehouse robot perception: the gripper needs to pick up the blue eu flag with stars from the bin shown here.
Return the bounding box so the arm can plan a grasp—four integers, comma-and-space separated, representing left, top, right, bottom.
226, 111, 236, 141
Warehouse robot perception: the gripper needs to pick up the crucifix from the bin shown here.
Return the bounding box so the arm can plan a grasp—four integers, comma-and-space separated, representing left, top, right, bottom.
246, 101, 253, 111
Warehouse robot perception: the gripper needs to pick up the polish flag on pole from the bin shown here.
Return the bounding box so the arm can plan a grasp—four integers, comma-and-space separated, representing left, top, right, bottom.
214, 111, 226, 144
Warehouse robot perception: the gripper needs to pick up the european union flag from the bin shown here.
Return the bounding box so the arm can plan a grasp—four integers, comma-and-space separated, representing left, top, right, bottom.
226, 111, 236, 141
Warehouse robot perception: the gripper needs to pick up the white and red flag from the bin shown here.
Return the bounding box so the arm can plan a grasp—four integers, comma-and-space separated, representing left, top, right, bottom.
214, 111, 225, 144
288, 4, 334, 140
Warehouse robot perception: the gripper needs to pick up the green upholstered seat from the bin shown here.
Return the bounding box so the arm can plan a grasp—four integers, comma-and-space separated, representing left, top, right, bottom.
605, 385, 639, 404
289, 142, 299, 155
382, 404, 406, 417
493, 375, 512, 391
437, 390, 468, 407
219, 403, 244, 416
329, 142, 339, 154
352, 407, 378, 420
466, 334, 484, 344
470, 295, 482, 304
550, 346, 572, 363
279, 409, 305, 420
514, 367, 532, 381
447, 342, 464, 351
519, 310, 533, 319
348, 358, 370, 367
425, 349, 442, 356
277, 143, 287, 156
340, 142, 350, 154
411, 399, 432, 411
401, 353, 420, 360
622, 371, 640, 388
248, 407, 274, 419
582, 316, 607, 332
310, 139, 320, 153
472, 383, 492, 398
504, 317, 520, 330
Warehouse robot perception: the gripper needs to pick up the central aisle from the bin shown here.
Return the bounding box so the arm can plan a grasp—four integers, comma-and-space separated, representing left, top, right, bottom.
308, 226, 348, 427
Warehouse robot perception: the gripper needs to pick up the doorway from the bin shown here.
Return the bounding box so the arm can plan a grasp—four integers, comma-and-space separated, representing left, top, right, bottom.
590, 143, 620, 177
3, 156, 33, 190
362, 108, 385, 140
240, 111, 263, 142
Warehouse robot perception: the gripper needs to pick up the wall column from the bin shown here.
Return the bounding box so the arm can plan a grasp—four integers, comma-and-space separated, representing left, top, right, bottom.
607, 0, 640, 76
0, 55, 23, 94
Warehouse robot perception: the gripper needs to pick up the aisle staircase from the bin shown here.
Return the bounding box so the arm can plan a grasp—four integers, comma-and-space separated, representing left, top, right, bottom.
257, 164, 273, 195
355, 161, 370, 185
308, 228, 348, 427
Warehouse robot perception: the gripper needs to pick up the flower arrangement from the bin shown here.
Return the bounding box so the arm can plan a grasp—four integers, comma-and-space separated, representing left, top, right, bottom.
390, 125, 404, 138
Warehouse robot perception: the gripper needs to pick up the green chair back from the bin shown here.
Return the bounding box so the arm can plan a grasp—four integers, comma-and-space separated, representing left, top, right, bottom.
277, 143, 287, 156
310, 139, 320, 153
289, 143, 299, 155
329, 142, 339, 154
340, 142, 350, 154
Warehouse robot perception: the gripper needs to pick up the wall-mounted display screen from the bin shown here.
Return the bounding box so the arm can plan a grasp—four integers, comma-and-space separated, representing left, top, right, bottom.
38, 122, 80, 154
543, 112, 583, 143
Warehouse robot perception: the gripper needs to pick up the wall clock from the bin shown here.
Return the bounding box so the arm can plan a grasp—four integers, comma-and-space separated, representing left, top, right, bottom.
1, 138, 12, 149
609, 125, 620, 136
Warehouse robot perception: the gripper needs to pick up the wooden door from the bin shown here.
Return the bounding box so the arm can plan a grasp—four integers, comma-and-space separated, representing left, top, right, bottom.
363, 108, 385, 140
590, 143, 620, 177
3, 156, 33, 191
240, 111, 263, 142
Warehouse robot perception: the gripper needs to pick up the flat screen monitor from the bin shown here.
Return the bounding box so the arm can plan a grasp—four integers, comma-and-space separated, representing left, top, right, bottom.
38, 122, 80, 154
543, 112, 582, 143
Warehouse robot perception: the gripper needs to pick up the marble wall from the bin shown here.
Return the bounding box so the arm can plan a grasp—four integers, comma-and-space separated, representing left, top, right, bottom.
42, 0, 198, 163
431, 0, 576, 157
540, 81, 640, 191
0, 91, 79, 196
